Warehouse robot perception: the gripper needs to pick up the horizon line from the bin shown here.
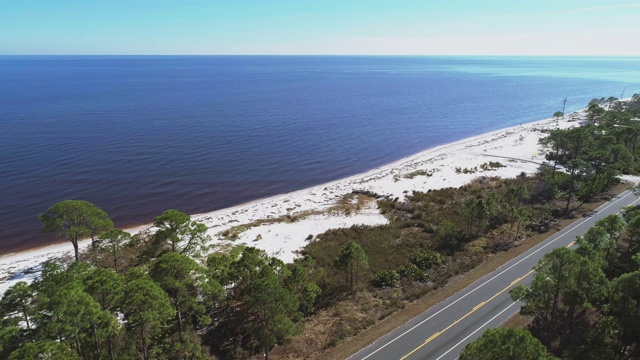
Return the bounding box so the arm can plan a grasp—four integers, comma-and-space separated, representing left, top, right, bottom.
2, 54, 640, 57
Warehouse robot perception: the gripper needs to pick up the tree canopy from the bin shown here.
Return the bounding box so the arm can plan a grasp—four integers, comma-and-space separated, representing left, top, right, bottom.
334, 241, 369, 291
39, 200, 113, 261
460, 327, 552, 360
153, 209, 210, 256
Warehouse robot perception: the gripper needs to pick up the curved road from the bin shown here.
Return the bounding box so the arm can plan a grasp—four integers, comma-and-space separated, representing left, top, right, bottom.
349, 189, 639, 360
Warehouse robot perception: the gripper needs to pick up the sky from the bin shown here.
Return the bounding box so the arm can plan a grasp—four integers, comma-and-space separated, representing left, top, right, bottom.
1, 0, 639, 56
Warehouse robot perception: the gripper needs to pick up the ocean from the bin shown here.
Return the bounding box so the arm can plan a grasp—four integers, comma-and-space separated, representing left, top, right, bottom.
1, 56, 639, 254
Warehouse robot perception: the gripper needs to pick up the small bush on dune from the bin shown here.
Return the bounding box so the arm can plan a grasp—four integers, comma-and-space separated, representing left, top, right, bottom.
371, 270, 400, 288
410, 250, 443, 270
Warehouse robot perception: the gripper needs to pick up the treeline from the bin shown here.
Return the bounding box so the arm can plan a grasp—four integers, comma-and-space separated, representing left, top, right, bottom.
540, 94, 640, 214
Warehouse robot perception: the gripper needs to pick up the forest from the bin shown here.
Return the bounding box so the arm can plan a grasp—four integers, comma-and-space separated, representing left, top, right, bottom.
1, 94, 639, 360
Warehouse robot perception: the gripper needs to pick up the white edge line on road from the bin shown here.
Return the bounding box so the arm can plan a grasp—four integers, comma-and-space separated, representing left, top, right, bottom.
434, 301, 520, 360
351, 191, 632, 360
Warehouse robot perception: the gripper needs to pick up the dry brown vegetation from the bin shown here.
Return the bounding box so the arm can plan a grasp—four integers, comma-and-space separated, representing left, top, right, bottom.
262, 180, 629, 360
216, 194, 377, 241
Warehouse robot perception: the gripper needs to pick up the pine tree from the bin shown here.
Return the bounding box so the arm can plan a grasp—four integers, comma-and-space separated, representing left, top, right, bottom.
39, 200, 113, 261
334, 241, 369, 291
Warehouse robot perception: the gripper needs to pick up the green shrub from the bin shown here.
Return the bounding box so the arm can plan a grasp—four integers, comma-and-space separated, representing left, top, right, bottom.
480, 162, 505, 171
410, 250, 443, 270
371, 270, 400, 288
397, 264, 429, 282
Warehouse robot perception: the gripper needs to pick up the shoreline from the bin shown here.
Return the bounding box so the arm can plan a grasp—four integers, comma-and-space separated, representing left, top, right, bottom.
0, 109, 587, 294
0, 115, 552, 257
0, 121, 533, 257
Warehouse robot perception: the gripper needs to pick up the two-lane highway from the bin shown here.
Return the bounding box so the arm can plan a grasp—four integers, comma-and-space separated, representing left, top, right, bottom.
349, 189, 639, 360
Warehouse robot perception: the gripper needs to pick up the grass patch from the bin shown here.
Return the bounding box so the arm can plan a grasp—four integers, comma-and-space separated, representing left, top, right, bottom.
216, 209, 329, 240
456, 162, 505, 174
480, 161, 505, 171
217, 192, 377, 240
327, 193, 376, 215
393, 169, 435, 182
209, 243, 246, 257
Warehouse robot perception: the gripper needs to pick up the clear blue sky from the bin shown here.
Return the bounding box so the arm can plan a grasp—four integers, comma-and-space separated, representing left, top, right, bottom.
2, 0, 639, 55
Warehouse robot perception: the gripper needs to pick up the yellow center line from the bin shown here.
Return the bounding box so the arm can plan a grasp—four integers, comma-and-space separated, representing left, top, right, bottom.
472, 301, 486, 311
400, 268, 535, 359
425, 332, 440, 343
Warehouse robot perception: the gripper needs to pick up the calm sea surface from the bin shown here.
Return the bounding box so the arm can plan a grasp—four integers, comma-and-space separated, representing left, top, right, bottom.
1, 56, 639, 254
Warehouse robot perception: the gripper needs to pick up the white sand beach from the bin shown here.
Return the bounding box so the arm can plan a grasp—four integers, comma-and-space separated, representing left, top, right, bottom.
0, 110, 588, 295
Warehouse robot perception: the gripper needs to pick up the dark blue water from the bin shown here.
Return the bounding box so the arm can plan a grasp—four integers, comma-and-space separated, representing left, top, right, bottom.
1, 56, 639, 254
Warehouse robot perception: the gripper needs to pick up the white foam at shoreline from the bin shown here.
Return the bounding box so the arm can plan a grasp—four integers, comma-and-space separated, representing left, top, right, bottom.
0, 110, 586, 295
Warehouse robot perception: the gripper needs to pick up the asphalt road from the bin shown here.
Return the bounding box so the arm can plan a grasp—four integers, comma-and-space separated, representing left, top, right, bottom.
349, 189, 640, 360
